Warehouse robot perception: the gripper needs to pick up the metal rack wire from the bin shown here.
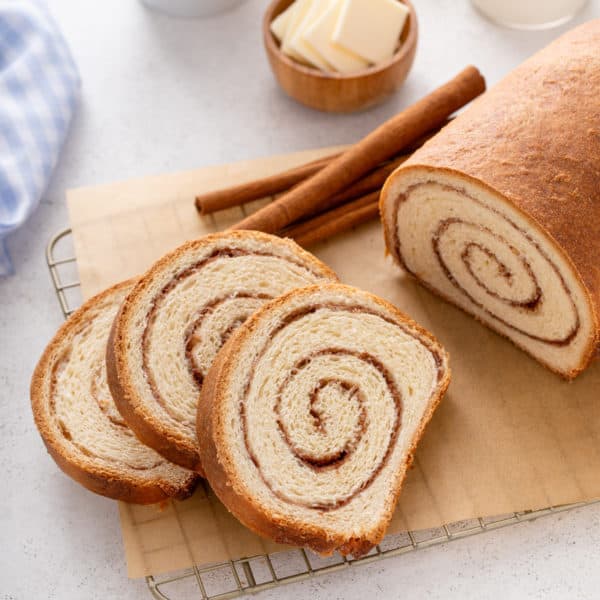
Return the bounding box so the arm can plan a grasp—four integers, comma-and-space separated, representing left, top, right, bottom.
47, 228, 598, 600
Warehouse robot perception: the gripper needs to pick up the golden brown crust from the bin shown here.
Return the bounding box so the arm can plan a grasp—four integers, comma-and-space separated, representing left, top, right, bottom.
108, 231, 338, 473
380, 21, 600, 377
197, 283, 450, 556
30, 280, 198, 504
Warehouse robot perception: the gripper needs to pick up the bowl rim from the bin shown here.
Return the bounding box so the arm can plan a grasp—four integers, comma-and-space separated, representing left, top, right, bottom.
262, 0, 418, 80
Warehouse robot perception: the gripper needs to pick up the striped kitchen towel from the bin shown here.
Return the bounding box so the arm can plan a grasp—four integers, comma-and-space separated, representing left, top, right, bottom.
0, 0, 80, 276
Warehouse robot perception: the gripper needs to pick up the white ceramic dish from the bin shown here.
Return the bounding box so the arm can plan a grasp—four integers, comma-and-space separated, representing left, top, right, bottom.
471, 0, 588, 29
141, 0, 249, 18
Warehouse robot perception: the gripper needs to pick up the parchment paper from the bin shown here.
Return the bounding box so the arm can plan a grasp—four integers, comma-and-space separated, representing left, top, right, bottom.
67, 147, 600, 578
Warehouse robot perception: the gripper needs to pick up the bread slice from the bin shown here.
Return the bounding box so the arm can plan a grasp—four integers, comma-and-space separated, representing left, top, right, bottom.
197, 283, 450, 557
31, 281, 198, 504
379, 21, 600, 379
107, 231, 338, 473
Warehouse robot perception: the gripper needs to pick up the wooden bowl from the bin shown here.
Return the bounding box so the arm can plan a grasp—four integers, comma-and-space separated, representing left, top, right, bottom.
263, 0, 418, 113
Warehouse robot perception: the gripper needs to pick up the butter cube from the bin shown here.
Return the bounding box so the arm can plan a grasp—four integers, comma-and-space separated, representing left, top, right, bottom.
333, 0, 409, 64
270, 3, 295, 42
287, 0, 333, 70
281, 0, 315, 64
303, 0, 369, 74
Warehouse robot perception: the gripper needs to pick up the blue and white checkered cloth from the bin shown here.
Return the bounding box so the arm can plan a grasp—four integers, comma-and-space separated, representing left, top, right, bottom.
0, 0, 79, 276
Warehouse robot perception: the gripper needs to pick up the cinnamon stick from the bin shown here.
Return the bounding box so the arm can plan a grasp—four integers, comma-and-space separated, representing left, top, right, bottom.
314, 123, 452, 214
197, 152, 402, 217
196, 119, 447, 216
232, 66, 485, 234
195, 152, 340, 215
284, 191, 380, 247
312, 155, 407, 215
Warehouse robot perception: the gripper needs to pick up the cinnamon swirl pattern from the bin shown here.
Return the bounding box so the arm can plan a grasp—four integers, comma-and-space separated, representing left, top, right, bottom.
107, 231, 338, 473
197, 284, 450, 557
30, 281, 198, 504
381, 174, 597, 378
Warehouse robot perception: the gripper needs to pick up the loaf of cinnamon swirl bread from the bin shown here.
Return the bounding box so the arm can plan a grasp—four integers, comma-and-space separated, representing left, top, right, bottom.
31, 282, 198, 503
197, 284, 450, 556
107, 231, 338, 473
380, 21, 600, 378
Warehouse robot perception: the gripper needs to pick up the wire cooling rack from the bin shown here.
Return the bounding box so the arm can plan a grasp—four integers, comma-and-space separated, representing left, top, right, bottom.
47, 227, 597, 600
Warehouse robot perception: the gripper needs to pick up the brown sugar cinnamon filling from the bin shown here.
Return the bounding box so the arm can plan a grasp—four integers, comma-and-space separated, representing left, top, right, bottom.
91, 365, 131, 430
391, 183, 580, 346
141, 248, 325, 425
183, 293, 273, 386
278, 374, 367, 469
239, 304, 445, 511
49, 329, 163, 472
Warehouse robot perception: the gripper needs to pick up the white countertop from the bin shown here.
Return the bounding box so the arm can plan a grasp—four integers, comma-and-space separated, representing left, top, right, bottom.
2, 1, 599, 598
